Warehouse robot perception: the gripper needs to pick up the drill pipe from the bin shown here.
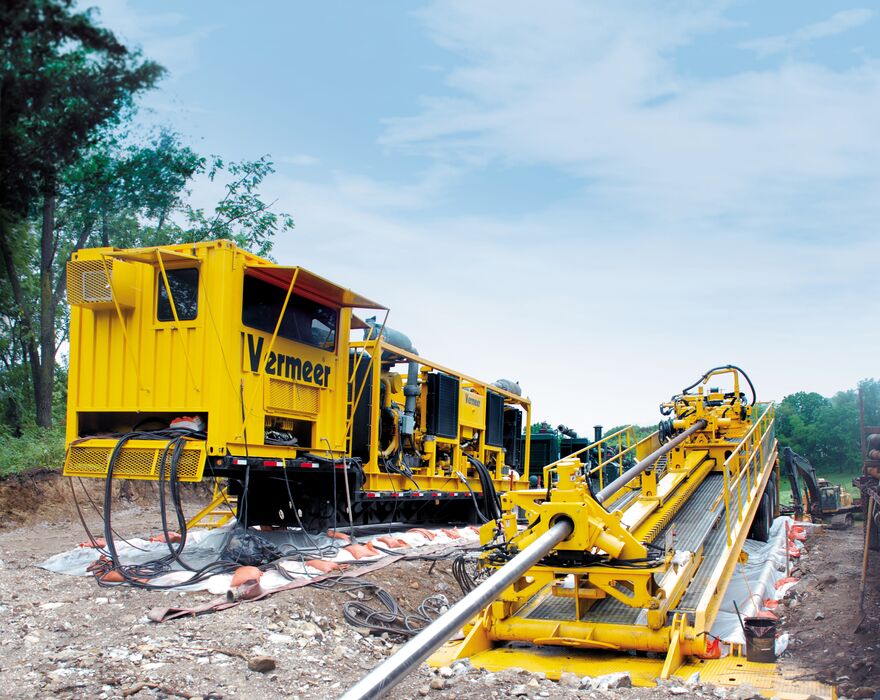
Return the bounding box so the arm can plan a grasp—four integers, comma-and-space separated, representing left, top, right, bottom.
595, 419, 707, 504
338, 518, 574, 700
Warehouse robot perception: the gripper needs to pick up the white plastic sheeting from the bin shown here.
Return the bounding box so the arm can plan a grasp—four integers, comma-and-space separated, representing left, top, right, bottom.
711, 516, 817, 654
41, 513, 815, 654
38, 523, 479, 592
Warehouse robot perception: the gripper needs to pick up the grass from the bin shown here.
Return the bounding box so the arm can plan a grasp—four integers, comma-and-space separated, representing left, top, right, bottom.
0, 424, 66, 478
777, 467, 862, 507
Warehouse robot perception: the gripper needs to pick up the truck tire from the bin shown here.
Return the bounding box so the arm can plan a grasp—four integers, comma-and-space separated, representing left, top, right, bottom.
767, 473, 777, 519
749, 492, 771, 543
871, 505, 880, 552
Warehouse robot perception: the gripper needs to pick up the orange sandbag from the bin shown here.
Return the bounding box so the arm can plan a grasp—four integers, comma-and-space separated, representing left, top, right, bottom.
441, 528, 462, 539
230, 565, 263, 587
775, 576, 799, 589
764, 599, 780, 610
78, 538, 107, 548
306, 559, 343, 574
345, 543, 381, 559
149, 531, 182, 543
100, 569, 125, 583
376, 536, 407, 549
407, 528, 437, 540
327, 530, 351, 543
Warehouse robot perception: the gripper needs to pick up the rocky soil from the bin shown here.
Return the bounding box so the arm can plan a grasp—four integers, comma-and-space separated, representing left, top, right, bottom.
774, 526, 880, 700
0, 472, 876, 699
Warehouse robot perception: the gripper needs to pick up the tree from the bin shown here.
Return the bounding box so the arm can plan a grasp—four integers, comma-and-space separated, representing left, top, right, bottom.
859, 378, 880, 428
0, 0, 162, 426
185, 155, 294, 258
776, 388, 863, 474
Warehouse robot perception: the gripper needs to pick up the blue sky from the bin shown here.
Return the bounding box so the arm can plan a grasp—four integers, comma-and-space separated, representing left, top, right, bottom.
89, 1, 880, 427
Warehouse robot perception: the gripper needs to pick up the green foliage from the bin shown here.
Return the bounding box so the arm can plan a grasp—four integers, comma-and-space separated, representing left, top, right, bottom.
57, 127, 203, 251
860, 378, 880, 427
186, 155, 294, 258
0, 423, 66, 477
775, 381, 880, 474
604, 424, 656, 441
0, 0, 163, 214
0, 1, 293, 431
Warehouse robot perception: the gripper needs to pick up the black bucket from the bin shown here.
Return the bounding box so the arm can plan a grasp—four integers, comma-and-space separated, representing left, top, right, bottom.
743, 616, 776, 663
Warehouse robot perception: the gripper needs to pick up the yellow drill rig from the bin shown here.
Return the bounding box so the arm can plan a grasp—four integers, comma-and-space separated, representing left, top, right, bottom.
339, 366, 821, 699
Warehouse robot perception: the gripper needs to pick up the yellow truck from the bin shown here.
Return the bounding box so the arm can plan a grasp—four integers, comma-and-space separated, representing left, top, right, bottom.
63, 239, 531, 528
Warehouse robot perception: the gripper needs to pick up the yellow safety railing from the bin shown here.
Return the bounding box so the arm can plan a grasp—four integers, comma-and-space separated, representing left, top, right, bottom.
719, 403, 776, 546
542, 426, 639, 491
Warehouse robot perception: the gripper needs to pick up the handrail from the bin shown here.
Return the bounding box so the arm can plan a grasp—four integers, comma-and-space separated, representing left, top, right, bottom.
542, 426, 637, 490
348, 340, 531, 405
719, 403, 775, 546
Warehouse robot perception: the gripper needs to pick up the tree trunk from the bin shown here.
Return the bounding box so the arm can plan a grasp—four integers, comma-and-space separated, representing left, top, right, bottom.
101, 210, 109, 247
0, 216, 43, 420
37, 192, 56, 428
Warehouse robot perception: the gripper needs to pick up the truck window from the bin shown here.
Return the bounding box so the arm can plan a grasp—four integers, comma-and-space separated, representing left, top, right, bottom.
242, 274, 337, 350
157, 268, 199, 321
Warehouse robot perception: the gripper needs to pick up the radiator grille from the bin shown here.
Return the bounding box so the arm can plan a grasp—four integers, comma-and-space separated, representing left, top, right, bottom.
266, 378, 321, 415
68, 260, 113, 305
64, 441, 206, 481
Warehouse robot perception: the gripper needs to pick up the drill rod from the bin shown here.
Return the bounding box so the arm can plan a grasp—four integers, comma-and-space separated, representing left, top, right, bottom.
338, 518, 574, 700
595, 419, 707, 504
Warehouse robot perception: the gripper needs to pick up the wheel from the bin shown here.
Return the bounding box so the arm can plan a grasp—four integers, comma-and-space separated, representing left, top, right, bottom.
749, 492, 771, 542
766, 473, 777, 521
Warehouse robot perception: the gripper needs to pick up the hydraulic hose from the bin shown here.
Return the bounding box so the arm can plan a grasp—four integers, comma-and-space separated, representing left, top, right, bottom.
338, 517, 574, 700
681, 364, 756, 406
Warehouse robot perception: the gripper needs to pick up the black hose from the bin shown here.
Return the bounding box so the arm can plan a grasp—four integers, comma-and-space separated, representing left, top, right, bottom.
681, 364, 756, 406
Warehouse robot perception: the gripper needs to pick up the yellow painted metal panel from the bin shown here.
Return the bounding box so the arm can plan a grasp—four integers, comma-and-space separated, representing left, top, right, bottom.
64, 438, 206, 482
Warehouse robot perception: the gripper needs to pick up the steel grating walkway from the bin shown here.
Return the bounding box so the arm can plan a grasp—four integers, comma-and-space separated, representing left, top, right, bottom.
522, 474, 726, 626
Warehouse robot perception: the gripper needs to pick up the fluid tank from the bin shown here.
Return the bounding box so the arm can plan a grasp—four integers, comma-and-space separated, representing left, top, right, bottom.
364, 318, 417, 355
493, 379, 522, 396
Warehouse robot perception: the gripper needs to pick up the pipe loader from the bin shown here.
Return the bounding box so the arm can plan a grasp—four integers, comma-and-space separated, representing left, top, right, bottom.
340, 366, 814, 699
61, 239, 531, 529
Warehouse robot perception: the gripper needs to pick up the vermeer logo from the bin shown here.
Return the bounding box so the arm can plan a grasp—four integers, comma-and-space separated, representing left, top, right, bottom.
246, 333, 332, 388
465, 394, 481, 407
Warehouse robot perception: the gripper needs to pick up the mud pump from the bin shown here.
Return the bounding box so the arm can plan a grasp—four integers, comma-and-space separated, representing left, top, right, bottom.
341, 366, 784, 699
61, 240, 532, 531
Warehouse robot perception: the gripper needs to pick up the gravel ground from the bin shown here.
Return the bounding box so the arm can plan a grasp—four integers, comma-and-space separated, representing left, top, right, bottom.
0, 471, 871, 699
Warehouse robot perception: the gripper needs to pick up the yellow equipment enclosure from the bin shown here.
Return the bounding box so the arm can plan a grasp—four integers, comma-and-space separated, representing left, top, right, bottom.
62, 240, 531, 528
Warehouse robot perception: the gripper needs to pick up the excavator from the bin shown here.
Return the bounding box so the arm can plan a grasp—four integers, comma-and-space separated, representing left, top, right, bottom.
781, 446, 858, 529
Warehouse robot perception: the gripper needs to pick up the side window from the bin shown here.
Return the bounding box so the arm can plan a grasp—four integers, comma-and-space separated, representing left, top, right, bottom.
242, 275, 338, 350
157, 268, 199, 321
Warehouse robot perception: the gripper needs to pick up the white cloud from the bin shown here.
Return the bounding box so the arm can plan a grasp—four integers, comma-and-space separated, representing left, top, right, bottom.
259, 164, 880, 427
81, 1, 880, 426
257, 1, 880, 425
740, 8, 874, 57
81, 0, 216, 80
382, 2, 880, 234
280, 154, 321, 167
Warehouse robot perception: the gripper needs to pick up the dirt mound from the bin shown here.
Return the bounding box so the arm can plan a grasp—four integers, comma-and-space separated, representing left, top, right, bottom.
0, 470, 211, 529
